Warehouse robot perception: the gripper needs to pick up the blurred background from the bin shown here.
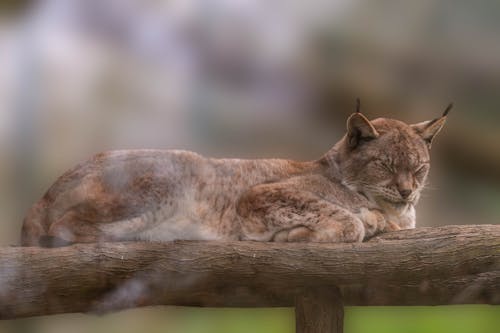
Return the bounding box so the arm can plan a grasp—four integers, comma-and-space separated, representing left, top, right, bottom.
0, 0, 499, 332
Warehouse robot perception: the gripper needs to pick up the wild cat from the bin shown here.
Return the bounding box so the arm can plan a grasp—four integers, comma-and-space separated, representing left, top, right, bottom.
21, 104, 450, 247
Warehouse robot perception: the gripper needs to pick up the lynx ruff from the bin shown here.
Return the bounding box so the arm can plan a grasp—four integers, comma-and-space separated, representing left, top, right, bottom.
21, 105, 450, 247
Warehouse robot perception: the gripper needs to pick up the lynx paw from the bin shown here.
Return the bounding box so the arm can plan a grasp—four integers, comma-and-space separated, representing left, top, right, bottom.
384, 220, 401, 232
358, 208, 386, 238
272, 226, 312, 242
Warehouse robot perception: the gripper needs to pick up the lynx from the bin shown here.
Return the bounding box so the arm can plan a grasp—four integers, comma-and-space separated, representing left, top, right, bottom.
21, 104, 450, 247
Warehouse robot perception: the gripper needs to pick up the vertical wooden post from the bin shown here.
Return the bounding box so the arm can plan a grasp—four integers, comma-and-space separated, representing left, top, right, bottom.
295, 287, 344, 333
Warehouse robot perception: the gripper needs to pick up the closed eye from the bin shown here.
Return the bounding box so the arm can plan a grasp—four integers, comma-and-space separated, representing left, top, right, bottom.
414, 164, 428, 177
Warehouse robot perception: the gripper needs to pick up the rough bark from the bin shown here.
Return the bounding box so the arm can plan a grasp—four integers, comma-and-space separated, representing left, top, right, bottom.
0, 225, 499, 319
295, 288, 343, 333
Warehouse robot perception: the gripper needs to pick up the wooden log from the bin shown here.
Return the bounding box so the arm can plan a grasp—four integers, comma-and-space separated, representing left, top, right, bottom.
0, 225, 499, 319
295, 288, 343, 333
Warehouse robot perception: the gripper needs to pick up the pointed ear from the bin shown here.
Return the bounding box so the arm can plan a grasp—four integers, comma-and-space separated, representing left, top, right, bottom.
411, 103, 451, 148
346, 113, 379, 149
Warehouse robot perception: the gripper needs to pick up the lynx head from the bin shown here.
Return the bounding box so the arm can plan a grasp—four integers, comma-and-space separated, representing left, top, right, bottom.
336, 103, 451, 208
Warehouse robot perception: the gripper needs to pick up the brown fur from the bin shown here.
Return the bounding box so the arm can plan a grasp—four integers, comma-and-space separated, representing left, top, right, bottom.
21, 111, 447, 247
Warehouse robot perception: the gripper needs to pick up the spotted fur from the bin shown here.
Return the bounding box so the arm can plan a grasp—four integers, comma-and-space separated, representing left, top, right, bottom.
21, 111, 447, 246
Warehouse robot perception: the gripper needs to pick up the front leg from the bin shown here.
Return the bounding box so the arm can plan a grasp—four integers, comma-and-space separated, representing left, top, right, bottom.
236, 184, 365, 243
355, 208, 401, 240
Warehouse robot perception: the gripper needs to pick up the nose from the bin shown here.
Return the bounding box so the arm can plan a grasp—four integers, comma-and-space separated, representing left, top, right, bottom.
399, 188, 412, 199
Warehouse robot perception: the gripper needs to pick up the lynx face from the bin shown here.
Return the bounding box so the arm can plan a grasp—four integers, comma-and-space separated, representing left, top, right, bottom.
338, 111, 447, 207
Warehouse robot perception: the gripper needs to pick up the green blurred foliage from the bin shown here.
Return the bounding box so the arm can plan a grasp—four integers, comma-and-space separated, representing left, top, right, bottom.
345, 306, 500, 333
1, 306, 499, 333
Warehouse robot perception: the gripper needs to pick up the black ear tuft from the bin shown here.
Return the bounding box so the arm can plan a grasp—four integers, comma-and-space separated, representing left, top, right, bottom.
442, 103, 453, 117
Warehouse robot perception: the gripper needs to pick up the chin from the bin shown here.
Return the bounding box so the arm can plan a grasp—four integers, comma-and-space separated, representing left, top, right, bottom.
393, 201, 411, 210
377, 197, 412, 212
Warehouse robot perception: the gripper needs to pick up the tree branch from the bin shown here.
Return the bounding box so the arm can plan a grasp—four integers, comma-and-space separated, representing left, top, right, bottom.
0, 225, 499, 319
